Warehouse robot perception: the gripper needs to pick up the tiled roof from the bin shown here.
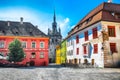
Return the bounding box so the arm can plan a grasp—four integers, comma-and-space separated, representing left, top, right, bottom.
67, 2, 120, 39
0, 20, 48, 37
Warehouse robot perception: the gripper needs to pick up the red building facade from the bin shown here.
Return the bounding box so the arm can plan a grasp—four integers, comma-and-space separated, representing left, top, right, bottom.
0, 18, 49, 66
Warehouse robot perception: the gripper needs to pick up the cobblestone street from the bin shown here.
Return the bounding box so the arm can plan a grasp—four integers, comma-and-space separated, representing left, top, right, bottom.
0, 64, 120, 80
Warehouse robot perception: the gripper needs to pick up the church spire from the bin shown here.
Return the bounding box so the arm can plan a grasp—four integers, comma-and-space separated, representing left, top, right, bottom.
53, 9, 56, 22
52, 8, 57, 34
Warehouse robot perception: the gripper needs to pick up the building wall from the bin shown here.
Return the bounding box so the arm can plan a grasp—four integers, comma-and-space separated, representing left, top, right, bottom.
67, 22, 104, 67
60, 40, 67, 64
56, 45, 61, 64
101, 21, 120, 67
66, 37, 74, 63
0, 36, 49, 66
66, 21, 120, 67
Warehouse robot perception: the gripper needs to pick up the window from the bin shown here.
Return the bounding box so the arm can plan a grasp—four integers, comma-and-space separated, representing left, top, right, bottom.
94, 44, 98, 53
71, 40, 73, 45
22, 42, 26, 48
40, 42, 44, 48
83, 46, 87, 54
74, 58, 77, 64
32, 42, 36, 48
76, 48, 79, 55
108, 26, 116, 37
0, 52, 4, 57
76, 35, 79, 44
0, 41, 4, 48
52, 39, 54, 43
31, 53, 35, 58
84, 31, 88, 41
40, 52, 44, 58
110, 43, 117, 53
92, 27, 98, 39
79, 59, 81, 64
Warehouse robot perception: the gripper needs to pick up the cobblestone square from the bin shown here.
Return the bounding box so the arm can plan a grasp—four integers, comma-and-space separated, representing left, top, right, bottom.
0, 65, 120, 80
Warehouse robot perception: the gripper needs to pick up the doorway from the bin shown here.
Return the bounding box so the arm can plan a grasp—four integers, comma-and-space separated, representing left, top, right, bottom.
92, 59, 94, 65
30, 61, 35, 66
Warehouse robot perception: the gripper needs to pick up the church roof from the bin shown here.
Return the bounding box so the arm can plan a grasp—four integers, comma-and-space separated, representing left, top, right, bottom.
67, 2, 120, 38
0, 20, 48, 37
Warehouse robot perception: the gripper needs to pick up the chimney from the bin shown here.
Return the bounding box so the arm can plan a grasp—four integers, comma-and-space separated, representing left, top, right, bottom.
36, 25, 38, 28
20, 17, 23, 24
7, 21, 10, 26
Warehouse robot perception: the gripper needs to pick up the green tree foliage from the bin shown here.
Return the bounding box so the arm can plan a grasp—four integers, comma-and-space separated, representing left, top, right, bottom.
8, 39, 25, 63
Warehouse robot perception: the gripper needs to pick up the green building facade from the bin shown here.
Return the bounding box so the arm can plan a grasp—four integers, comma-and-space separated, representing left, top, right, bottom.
60, 40, 67, 64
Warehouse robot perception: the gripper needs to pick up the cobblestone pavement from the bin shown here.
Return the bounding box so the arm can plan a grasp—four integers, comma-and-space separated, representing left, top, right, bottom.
0, 65, 120, 80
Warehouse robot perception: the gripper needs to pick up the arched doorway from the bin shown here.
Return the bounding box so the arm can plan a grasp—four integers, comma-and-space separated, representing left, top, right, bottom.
91, 59, 94, 65
74, 58, 77, 64
84, 59, 88, 64
30, 61, 35, 66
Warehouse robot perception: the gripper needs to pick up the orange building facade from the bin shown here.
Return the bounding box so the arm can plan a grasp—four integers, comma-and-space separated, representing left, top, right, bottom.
0, 18, 49, 66
0, 36, 49, 66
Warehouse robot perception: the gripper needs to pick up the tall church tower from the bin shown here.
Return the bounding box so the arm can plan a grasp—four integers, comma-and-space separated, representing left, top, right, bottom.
48, 10, 62, 63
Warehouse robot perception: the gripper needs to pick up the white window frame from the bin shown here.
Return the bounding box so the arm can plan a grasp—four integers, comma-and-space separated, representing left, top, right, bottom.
31, 52, 36, 58
40, 52, 44, 58
22, 41, 27, 48
40, 42, 44, 48
31, 41, 36, 48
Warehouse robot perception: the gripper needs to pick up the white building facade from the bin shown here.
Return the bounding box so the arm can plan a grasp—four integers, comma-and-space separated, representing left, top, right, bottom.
66, 2, 120, 68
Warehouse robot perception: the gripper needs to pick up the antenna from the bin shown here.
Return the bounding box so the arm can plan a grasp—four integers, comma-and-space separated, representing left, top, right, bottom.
108, 0, 112, 3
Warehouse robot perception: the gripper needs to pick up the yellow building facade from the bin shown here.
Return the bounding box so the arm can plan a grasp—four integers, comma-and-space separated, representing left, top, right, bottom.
56, 45, 61, 64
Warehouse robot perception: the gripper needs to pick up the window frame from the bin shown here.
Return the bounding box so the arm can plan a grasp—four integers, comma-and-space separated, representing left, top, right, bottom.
108, 26, 116, 37
31, 41, 36, 48
93, 44, 98, 54
40, 42, 45, 48
22, 41, 27, 48
83, 46, 87, 54
31, 52, 36, 59
40, 52, 44, 58
84, 31, 89, 41
76, 48, 79, 55
92, 27, 98, 39
110, 43, 117, 53
76, 35, 79, 44
0, 41, 5, 48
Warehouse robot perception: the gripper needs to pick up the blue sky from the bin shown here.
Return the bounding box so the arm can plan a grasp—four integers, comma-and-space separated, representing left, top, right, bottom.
0, 0, 120, 38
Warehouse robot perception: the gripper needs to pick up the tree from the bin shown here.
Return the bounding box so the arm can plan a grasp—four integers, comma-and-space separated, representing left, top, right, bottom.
8, 39, 25, 63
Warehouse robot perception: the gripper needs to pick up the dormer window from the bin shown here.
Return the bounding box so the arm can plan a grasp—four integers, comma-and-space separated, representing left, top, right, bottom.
16, 32, 19, 35
2, 30, 6, 35
116, 13, 120, 19
111, 12, 115, 16
30, 32, 33, 35
111, 12, 120, 19
86, 17, 92, 24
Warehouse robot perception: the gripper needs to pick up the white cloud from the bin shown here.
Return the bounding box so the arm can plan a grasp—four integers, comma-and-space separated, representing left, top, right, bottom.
59, 18, 69, 28
0, 8, 52, 35
64, 18, 69, 23
0, 8, 74, 38
57, 18, 71, 38
71, 25, 75, 29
